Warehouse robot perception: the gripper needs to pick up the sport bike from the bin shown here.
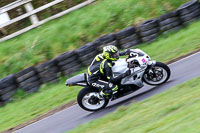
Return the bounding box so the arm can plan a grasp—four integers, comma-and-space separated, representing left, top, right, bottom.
66, 49, 171, 111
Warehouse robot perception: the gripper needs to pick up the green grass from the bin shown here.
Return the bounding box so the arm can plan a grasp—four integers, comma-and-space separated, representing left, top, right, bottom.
138, 22, 200, 63
0, 20, 200, 132
0, 0, 190, 78
0, 78, 81, 131
69, 77, 200, 133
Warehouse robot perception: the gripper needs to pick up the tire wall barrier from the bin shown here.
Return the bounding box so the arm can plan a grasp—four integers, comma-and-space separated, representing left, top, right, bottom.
0, 0, 200, 105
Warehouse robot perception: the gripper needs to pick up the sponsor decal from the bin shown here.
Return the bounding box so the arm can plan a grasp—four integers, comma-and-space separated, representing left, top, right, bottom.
109, 83, 113, 88
142, 58, 146, 63
92, 83, 105, 89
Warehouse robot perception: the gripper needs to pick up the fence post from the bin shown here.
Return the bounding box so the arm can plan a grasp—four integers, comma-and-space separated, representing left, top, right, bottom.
24, 2, 39, 24
0, 12, 10, 35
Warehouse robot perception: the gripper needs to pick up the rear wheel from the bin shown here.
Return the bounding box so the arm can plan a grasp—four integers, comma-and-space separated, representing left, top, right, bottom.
77, 87, 109, 112
143, 62, 171, 86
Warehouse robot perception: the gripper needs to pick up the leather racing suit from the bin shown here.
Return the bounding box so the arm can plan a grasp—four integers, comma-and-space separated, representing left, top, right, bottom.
87, 51, 129, 94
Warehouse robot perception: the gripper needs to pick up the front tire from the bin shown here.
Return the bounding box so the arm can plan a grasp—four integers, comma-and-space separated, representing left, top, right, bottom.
143, 62, 171, 86
77, 87, 109, 112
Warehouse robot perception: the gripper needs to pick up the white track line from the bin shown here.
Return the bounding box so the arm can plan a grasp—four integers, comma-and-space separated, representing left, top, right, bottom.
168, 51, 200, 66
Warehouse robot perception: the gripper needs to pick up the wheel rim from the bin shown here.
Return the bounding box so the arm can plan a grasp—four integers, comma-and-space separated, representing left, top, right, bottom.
144, 66, 168, 85
82, 92, 105, 110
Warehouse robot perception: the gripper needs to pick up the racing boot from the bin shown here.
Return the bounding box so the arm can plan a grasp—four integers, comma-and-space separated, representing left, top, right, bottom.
100, 85, 118, 99
100, 89, 113, 99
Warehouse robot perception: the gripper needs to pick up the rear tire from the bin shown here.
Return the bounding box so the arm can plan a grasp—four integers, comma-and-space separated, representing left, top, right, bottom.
77, 87, 109, 112
143, 62, 171, 86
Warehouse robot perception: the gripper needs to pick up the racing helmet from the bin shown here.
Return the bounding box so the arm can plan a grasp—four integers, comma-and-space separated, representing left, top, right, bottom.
103, 45, 119, 61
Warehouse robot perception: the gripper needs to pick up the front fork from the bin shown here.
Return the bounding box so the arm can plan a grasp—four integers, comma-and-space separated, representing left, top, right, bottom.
148, 60, 156, 68
144, 61, 157, 79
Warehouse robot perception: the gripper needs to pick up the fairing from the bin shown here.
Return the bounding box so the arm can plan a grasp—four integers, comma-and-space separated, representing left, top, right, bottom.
66, 73, 87, 86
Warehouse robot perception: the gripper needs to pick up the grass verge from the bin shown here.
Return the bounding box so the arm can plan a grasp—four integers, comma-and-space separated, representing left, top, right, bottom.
0, 21, 200, 132
69, 77, 200, 133
0, 0, 190, 78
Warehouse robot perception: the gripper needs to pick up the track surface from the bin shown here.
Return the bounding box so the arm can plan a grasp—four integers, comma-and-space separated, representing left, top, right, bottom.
15, 52, 200, 133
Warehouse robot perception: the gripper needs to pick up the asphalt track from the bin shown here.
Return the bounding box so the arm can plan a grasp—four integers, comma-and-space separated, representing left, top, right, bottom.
15, 52, 200, 133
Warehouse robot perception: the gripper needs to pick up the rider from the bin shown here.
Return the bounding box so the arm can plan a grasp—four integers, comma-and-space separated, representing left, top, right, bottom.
87, 45, 131, 96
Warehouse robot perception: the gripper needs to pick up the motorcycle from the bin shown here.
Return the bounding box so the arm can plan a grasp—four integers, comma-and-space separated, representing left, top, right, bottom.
66, 49, 171, 111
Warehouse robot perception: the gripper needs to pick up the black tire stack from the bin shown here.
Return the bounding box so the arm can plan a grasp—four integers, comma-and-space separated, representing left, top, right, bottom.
115, 26, 141, 49
159, 11, 182, 34
15, 67, 40, 93
0, 75, 17, 105
178, 0, 200, 25
35, 59, 60, 84
94, 34, 118, 53
56, 50, 81, 76
138, 19, 160, 43
76, 42, 97, 66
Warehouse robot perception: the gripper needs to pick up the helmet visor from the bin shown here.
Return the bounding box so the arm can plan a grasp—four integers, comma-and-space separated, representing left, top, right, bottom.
112, 52, 119, 60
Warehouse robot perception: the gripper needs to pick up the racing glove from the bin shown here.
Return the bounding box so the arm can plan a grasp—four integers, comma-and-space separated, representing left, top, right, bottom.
119, 49, 131, 56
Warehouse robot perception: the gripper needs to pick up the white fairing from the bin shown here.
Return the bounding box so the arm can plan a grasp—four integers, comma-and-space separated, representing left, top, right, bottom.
112, 49, 152, 88
112, 59, 128, 74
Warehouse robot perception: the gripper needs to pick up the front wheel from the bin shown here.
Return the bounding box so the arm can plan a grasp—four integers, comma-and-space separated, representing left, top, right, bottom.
77, 87, 109, 112
143, 62, 171, 86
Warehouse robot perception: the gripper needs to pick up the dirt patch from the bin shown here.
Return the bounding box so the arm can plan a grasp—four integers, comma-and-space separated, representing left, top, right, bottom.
2, 48, 200, 133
